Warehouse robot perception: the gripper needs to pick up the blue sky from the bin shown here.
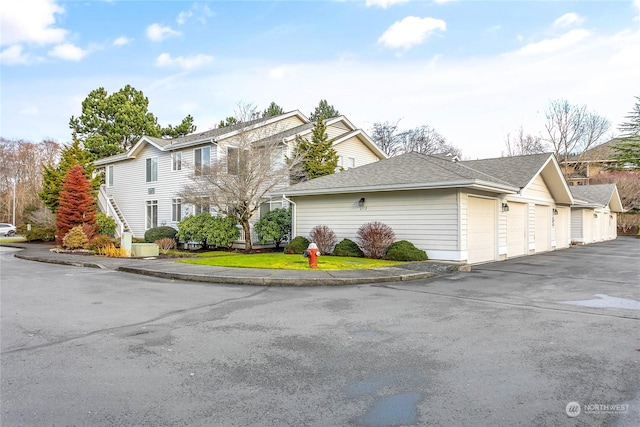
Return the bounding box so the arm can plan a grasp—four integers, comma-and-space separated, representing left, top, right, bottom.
1, 0, 639, 158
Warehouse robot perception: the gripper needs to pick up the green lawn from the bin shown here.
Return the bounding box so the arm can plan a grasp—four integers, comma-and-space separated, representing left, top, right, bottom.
0, 236, 27, 244
177, 252, 403, 270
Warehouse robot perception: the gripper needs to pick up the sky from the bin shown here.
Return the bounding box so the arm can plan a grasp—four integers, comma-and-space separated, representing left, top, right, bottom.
1, 0, 639, 159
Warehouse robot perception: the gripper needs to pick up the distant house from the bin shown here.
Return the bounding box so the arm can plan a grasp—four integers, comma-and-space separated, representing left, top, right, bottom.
276, 152, 586, 264
570, 184, 624, 244
94, 111, 386, 245
560, 138, 631, 186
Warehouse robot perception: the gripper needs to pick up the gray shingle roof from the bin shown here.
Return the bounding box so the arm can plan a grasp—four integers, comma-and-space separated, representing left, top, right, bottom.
461, 153, 552, 188
570, 184, 617, 206
281, 152, 518, 195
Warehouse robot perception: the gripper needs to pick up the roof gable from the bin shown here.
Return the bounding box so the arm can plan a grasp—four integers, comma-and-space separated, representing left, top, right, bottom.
570, 184, 624, 212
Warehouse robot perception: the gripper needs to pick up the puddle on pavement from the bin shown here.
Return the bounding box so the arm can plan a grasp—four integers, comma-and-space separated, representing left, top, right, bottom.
356, 392, 423, 427
343, 375, 397, 398
561, 294, 640, 310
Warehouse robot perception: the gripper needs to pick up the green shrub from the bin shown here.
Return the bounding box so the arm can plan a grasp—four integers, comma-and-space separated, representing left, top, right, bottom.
25, 226, 56, 242
63, 225, 89, 249
96, 213, 117, 236
384, 240, 428, 261
178, 213, 239, 248
285, 236, 310, 254
332, 238, 364, 257
87, 234, 114, 252
254, 208, 291, 249
144, 226, 178, 243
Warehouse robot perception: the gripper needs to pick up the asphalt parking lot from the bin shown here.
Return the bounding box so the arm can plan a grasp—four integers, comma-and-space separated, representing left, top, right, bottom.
1, 237, 639, 426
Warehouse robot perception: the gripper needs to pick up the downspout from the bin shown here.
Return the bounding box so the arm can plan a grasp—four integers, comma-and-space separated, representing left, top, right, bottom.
282, 194, 297, 238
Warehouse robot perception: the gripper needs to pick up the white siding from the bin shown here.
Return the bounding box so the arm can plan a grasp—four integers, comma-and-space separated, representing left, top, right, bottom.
293, 189, 459, 257
522, 175, 555, 202
571, 209, 583, 243
334, 136, 381, 168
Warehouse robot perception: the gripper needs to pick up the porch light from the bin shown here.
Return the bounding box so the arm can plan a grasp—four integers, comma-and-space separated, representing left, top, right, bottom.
593, 213, 598, 218
501, 203, 509, 212
358, 197, 366, 208
552, 208, 559, 216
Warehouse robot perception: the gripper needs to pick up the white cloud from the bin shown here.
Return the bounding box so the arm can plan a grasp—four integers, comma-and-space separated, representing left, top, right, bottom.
146, 23, 181, 42
378, 16, 446, 50
48, 43, 88, 61
433, 0, 457, 3
269, 66, 298, 80
0, 45, 31, 65
553, 13, 584, 28
0, 0, 67, 46
515, 29, 590, 56
365, 0, 409, 8
113, 36, 132, 46
177, 10, 193, 25
155, 53, 213, 70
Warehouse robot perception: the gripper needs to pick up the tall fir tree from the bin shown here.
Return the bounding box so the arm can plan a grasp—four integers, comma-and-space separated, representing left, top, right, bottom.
262, 102, 285, 118
291, 118, 339, 183
39, 135, 100, 213
309, 99, 340, 122
55, 165, 97, 246
615, 96, 640, 168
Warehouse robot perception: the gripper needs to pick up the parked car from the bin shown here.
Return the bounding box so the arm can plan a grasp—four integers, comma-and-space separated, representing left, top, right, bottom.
0, 223, 17, 237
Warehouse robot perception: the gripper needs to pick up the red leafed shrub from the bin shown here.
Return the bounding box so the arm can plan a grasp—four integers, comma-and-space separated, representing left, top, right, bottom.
55, 165, 96, 246
309, 225, 337, 254
81, 222, 96, 241
356, 221, 395, 259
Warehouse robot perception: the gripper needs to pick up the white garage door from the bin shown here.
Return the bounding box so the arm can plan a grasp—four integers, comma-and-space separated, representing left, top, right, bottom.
555, 207, 570, 249
468, 197, 496, 264
535, 205, 550, 253
593, 213, 603, 242
507, 202, 527, 258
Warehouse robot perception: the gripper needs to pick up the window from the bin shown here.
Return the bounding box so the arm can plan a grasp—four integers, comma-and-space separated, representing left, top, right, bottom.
172, 152, 182, 171
146, 200, 158, 229
146, 157, 158, 182
260, 200, 283, 218
338, 156, 355, 170
107, 165, 114, 187
227, 147, 239, 175
194, 147, 211, 176
195, 200, 210, 215
272, 146, 285, 169
172, 198, 182, 222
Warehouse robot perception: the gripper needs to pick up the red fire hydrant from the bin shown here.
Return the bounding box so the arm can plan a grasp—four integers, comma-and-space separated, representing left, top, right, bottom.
305, 243, 321, 269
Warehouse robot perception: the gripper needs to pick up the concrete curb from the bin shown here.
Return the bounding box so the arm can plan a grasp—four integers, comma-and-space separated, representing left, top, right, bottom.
117, 266, 436, 286
14, 253, 105, 269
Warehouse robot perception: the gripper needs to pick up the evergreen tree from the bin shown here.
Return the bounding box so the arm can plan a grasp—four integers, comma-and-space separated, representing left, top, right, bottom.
262, 102, 285, 118
218, 116, 238, 128
309, 99, 340, 121
55, 165, 97, 246
39, 135, 100, 213
615, 96, 640, 168
291, 118, 339, 182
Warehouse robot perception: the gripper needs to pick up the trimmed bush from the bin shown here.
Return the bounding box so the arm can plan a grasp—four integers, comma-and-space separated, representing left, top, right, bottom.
332, 238, 364, 257
254, 208, 291, 249
96, 213, 117, 236
144, 226, 178, 243
309, 225, 337, 254
87, 234, 115, 252
356, 221, 395, 259
63, 225, 89, 249
385, 240, 428, 261
177, 213, 240, 249
285, 236, 310, 254
25, 226, 56, 242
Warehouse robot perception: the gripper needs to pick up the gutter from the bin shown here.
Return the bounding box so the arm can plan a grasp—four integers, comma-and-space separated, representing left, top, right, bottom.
282, 194, 297, 238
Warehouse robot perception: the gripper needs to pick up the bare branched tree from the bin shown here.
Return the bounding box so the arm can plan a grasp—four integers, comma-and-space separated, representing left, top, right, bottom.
399, 125, 461, 157
503, 127, 548, 157
544, 99, 610, 171
370, 120, 403, 157
180, 105, 302, 250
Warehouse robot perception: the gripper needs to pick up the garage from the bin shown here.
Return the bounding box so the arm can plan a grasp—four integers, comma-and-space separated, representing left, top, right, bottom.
506, 202, 527, 258
593, 212, 603, 242
555, 207, 570, 249
535, 205, 550, 253
468, 197, 497, 263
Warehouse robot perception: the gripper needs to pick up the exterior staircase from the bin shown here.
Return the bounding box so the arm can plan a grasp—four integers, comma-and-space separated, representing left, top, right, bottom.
108, 196, 131, 234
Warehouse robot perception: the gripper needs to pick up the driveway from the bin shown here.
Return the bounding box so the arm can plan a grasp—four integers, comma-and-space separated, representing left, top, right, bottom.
1, 237, 639, 426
